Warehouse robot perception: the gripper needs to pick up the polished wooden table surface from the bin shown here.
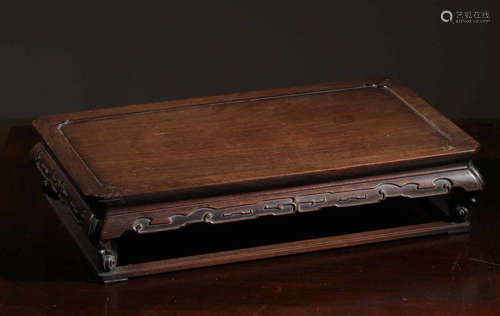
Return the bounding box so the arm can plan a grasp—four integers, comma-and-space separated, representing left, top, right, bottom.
1, 121, 499, 315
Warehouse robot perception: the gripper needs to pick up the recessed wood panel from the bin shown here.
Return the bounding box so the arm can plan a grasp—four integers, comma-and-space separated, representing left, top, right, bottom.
33, 79, 478, 199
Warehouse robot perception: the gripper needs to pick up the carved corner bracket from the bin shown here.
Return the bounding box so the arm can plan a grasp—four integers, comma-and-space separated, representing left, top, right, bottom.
32, 143, 100, 239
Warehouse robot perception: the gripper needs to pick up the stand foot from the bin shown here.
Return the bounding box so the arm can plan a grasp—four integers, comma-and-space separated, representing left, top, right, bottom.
99, 240, 118, 272
449, 191, 478, 223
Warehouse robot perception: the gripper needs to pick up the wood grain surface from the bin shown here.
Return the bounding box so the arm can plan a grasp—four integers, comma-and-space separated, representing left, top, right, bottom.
32, 79, 478, 201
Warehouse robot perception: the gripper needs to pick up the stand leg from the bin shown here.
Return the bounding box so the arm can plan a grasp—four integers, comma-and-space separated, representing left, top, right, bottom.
449, 191, 478, 223
99, 240, 118, 272
428, 189, 479, 223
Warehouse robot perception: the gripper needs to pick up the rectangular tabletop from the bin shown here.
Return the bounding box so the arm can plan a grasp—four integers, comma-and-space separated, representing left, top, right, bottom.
33, 79, 478, 201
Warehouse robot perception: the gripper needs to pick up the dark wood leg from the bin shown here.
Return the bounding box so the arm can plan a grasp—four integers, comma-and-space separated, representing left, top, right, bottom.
43, 193, 128, 282
427, 188, 480, 224
99, 240, 118, 272
449, 191, 478, 223
34, 143, 128, 282
99, 241, 128, 283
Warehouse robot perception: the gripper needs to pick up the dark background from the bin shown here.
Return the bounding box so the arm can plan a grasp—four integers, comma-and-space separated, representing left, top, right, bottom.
0, 1, 498, 120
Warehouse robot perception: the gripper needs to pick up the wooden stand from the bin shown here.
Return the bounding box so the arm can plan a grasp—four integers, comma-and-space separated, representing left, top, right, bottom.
31, 78, 484, 282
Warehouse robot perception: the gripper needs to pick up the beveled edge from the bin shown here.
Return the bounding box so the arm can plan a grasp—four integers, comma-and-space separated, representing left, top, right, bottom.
383, 79, 479, 152
32, 78, 480, 201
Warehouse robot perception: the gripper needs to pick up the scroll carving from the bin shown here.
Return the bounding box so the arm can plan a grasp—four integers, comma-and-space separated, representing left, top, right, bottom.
133, 179, 453, 234
133, 198, 296, 234
33, 147, 97, 237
